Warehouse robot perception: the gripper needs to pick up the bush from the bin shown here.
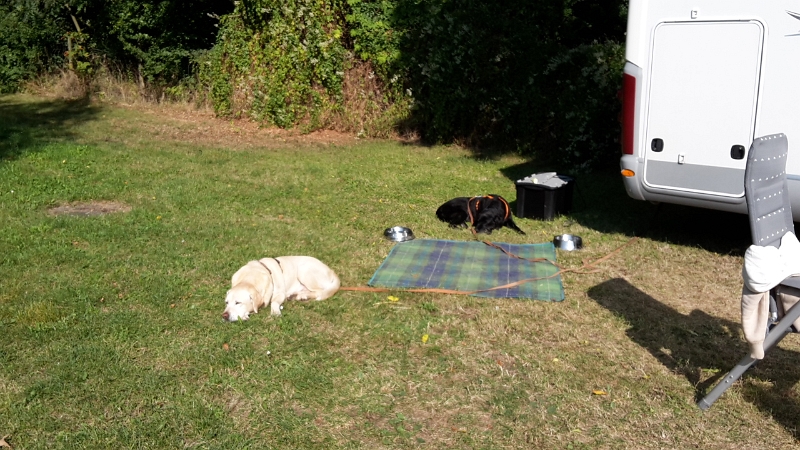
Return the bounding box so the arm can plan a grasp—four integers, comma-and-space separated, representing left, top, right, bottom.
0, 0, 233, 93
91, 0, 233, 85
0, 1, 67, 93
3, 0, 628, 170
200, 0, 348, 127
542, 41, 625, 170
393, 0, 627, 168
197, 0, 630, 167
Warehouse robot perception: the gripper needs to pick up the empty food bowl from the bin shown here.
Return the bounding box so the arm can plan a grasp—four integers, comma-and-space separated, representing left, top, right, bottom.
553, 234, 583, 251
384, 226, 415, 242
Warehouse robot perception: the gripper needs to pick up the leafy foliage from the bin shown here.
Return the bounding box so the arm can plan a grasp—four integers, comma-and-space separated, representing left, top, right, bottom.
394, 0, 627, 168
200, 0, 348, 126
1, 0, 628, 170
542, 41, 625, 170
394, 0, 564, 141
0, 0, 232, 92
344, 0, 401, 83
0, 1, 67, 93
92, 0, 232, 84
203, 0, 627, 169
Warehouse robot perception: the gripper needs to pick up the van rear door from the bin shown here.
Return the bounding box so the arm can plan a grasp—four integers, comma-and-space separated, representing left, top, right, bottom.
643, 21, 764, 197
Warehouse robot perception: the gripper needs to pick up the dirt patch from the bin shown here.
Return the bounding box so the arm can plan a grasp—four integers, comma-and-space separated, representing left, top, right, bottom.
48, 201, 131, 217
111, 102, 365, 150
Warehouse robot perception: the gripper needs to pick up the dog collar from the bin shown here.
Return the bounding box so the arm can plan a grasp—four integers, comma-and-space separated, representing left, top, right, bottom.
255, 259, 276, 312
256, 259, 273, 275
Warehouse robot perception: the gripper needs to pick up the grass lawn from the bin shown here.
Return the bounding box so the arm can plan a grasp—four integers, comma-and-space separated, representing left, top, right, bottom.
2, 94, 800, 449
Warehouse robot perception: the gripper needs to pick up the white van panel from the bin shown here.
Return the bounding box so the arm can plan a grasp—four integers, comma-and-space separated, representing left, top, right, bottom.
621, 0, 800, 220
643, 21, 763, 197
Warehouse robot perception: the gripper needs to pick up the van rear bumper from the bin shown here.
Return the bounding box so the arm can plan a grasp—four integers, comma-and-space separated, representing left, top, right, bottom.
620, 154, 645, 200
621, 153, 749, 214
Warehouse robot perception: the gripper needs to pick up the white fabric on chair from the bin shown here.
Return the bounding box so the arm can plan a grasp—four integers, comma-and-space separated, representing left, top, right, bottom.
741, 231, 800, 359
742, 231, 800, 293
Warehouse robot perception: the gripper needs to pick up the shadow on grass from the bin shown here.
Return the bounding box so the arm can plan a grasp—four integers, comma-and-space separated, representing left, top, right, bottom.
0, 95, 102, 161
499, 160, 753, 256
588, 278, 800, 438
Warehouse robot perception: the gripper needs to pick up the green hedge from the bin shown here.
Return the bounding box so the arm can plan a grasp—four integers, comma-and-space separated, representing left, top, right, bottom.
393, 0, 626, 168
202, 0, 627, 169
199, 0, 348, 126
0, 1, 67, 93
0, 0, 233, 91
0, 0, 628, 170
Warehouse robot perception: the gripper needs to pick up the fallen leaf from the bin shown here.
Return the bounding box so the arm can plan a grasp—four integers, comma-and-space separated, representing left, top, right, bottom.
170, 304, 176, 308
592, 390, 608, 396
387, 295, 399, 302
421, 334, 429, 343
552, 358, 559, 362
222, 343, 229, 351
0, 435, 11, 449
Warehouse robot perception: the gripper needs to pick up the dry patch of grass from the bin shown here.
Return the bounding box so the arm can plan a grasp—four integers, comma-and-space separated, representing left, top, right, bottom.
48, 200, 131, 216
103, 103, 362, 150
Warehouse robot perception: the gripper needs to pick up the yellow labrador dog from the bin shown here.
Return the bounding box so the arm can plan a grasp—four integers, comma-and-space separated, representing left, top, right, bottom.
222, 256, 340, 321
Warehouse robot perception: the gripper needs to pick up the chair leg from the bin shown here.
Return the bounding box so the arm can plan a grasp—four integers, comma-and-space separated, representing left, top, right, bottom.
697, 299, 800, 410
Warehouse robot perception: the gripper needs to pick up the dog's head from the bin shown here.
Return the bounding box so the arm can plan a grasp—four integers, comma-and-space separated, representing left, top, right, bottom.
222, 286, 259, 322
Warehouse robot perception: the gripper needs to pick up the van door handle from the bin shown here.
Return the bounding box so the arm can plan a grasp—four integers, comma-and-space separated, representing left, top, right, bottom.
730, 145, 745, 160
651, 138, 664, 152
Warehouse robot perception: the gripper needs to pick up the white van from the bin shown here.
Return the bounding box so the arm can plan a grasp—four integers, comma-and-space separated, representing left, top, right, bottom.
619, 1, 800, 219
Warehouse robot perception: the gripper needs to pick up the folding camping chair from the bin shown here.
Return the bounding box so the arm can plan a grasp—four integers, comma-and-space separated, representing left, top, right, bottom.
698, 133, 800, 410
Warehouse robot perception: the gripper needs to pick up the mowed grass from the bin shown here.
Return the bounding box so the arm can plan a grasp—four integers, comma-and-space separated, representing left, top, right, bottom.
1, 94, 800, 449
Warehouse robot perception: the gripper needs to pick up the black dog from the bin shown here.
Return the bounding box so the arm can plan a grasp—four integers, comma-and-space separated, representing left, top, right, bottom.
436, 194, 525, 235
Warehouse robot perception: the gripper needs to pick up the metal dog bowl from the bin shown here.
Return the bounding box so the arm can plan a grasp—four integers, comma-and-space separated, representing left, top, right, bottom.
384, 226, 415, 242
553, 234, 583, 251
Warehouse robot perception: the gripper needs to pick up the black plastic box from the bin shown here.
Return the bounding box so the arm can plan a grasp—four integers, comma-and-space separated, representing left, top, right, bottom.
515, 175, 574, 220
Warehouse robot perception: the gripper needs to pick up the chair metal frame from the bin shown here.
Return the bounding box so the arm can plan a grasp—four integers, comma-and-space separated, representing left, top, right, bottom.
698, 133, 800, 410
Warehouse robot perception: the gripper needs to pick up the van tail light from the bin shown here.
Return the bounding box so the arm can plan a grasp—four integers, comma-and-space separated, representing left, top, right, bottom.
621, 73, 636, 155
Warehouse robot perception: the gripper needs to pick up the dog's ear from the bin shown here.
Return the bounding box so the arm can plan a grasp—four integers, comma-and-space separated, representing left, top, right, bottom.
251, 293, 258, 313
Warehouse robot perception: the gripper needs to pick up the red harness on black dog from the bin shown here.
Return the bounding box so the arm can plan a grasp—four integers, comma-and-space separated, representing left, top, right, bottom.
466, 195, 511, 227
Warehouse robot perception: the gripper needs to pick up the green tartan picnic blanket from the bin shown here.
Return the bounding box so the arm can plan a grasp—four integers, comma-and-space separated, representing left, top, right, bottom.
368, 239, 564, 301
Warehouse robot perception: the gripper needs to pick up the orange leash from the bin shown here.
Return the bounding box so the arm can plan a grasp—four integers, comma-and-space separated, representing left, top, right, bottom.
466, 196, 479, 228
476, 236, 562, 268
465, 195, 511, 228
338, 237, 638, 296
